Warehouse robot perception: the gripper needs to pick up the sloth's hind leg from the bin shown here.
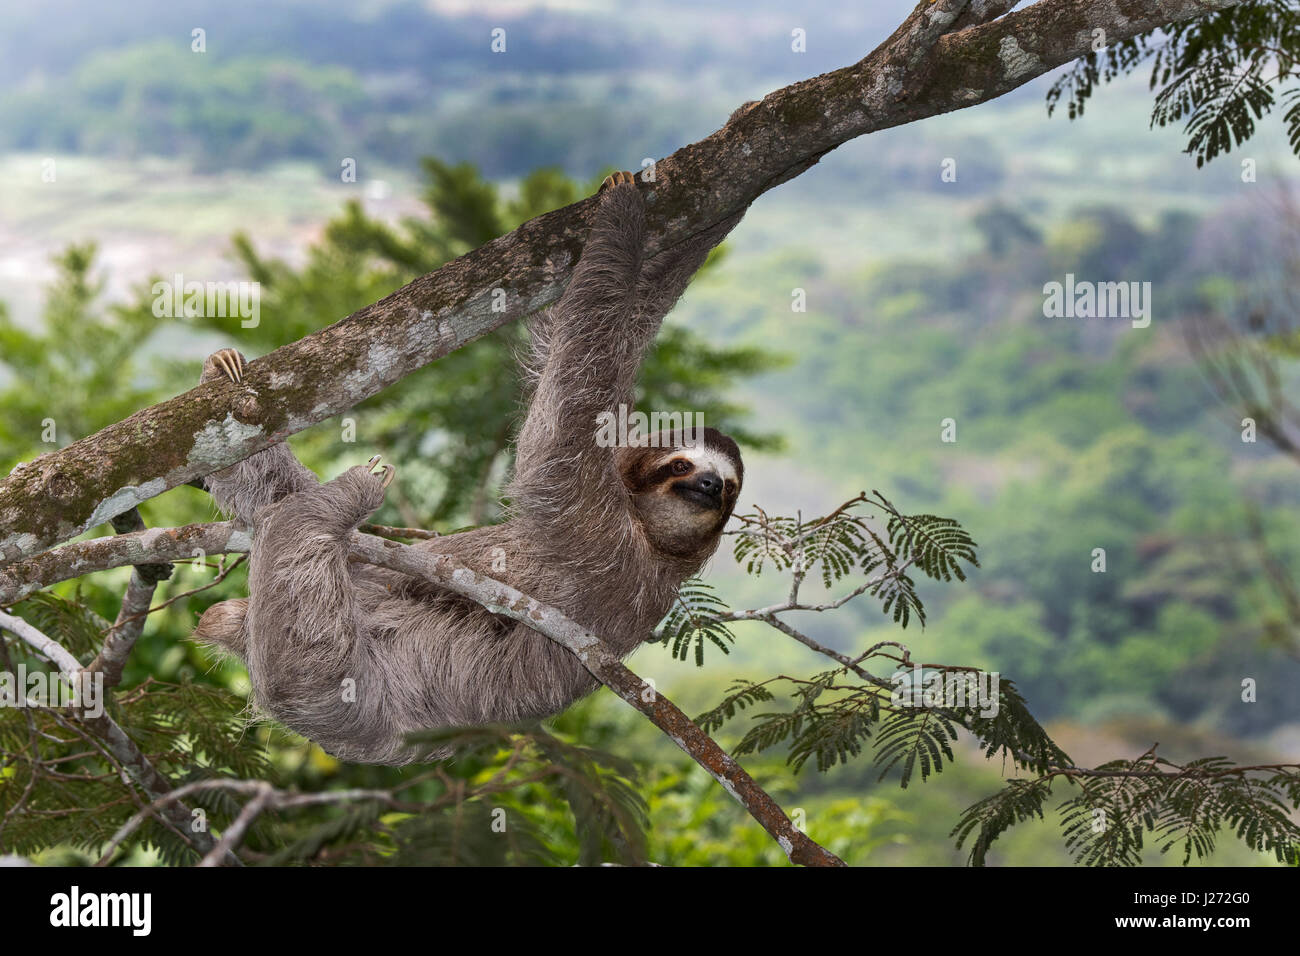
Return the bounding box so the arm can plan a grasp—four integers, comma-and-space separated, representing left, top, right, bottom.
241, 459, 393, 730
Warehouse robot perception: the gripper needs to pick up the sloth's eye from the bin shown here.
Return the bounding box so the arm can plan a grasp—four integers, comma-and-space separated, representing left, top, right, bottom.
670, 459, 692, 476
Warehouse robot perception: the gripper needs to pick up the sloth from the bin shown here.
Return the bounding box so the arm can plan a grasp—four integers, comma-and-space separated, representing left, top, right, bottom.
192, 171, 746, 764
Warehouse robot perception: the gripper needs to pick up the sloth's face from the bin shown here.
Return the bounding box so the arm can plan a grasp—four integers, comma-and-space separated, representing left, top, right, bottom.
618, 429, 743, 559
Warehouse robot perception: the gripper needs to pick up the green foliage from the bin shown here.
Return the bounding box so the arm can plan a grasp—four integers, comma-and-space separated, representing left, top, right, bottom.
0, 5, 698, 178
17, 589, 109, 661
776, 195, 1297, 732
659, 581, 734, 665
695, 680, 778, 735
261, 802, 386, 867
265, 723, 650, 868
963, 679, 1072, 777
884, 501, 979, 585
688, 498, 1050, 786
639, 752, 913, 866
256, 727, 647, 867
670, 478, 1294, 867
957, 752, 1300, 867
1048, 0, 1300, 166
730, 492, 978, 629
0, 243, 161, 460
0, 593, 264, 864
951, 778, 1055, 867
873, 709, 959, 786
698, 664, 1064, 791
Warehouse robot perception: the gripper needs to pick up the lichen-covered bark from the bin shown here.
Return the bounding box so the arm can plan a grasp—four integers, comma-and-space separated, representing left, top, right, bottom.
0, 521, 247, 604
0, 0, 1243, 566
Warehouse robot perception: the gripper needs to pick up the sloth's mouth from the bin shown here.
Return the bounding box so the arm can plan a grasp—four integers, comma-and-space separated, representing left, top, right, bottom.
675, 486, 721, 510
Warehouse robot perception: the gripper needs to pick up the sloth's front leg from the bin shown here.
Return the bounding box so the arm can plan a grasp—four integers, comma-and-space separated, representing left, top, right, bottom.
238, 457, 401, 761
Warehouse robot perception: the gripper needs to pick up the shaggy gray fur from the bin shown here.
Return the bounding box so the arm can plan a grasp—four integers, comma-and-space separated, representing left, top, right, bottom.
193, 179, 745, 764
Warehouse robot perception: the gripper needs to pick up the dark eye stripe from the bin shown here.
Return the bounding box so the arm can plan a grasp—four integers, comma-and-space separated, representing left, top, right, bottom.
647, 462, 679, 486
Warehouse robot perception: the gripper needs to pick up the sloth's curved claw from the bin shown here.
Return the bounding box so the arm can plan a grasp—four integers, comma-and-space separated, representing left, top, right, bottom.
600, 170, 636, 191
365, 456, 395, 489
210, 348, 244, 384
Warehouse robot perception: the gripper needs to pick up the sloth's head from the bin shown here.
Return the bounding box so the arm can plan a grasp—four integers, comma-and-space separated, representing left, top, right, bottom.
617, 427, 744, 560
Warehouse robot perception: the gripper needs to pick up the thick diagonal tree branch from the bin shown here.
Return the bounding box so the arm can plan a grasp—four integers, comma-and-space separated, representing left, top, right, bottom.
0, 0, 1243, 565
0, 522, 248, 606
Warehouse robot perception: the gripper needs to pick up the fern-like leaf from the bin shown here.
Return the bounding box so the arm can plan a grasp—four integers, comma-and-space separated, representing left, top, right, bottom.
657, 580, 733, 666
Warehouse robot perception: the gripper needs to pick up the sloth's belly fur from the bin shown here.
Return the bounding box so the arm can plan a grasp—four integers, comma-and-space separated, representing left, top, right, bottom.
218, 524, 690, 765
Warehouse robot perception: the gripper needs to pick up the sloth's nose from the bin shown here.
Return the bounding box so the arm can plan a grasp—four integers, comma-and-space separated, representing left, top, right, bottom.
694, 472, 722, 498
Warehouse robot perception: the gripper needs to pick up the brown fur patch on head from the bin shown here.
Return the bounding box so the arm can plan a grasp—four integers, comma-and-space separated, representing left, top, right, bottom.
616, 427, 743, 559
